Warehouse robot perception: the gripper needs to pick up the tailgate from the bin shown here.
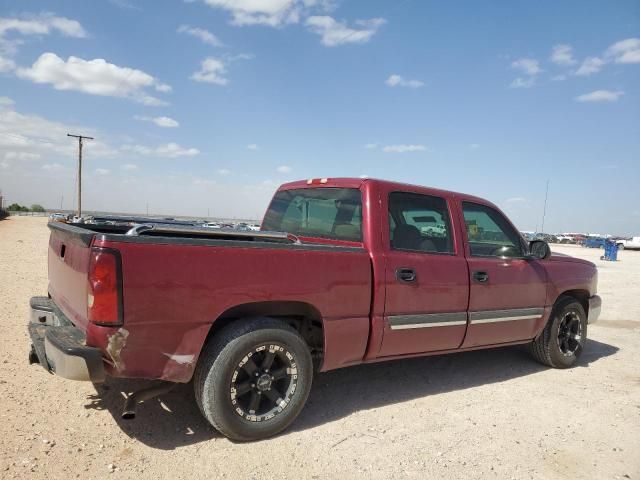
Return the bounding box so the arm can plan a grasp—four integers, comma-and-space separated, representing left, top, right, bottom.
47, 223, 95, 331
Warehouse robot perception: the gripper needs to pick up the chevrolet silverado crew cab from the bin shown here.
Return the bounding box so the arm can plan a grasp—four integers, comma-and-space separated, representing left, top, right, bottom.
28, 178, 601, 441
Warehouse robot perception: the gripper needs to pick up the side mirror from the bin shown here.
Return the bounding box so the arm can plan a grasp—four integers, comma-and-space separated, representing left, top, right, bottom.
528, 240, 551, 260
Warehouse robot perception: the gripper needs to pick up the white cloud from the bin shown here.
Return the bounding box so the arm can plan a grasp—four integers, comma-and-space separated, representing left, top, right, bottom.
121, 163, 139, 171
195, 0, 324, 27
382, 144, 426, 153
509, 58, 541, 88
0, 96, 14, 106
217, 168, 231, 175
363, 143, 378, 149
511, 58, 542, 75
190, 57, 228, 85
41, 163, 68, 172
4, 151, 41, 161
510, 77, 536, 89
276, 165, 292, 173
247, 143, 259, 150
605, 38, 640, 64
121, 142, 200, 158
193, 177, 216, 186
95, 168, 110, 175
550, 44, 577, 66
305, 16, 385, 47
575, 56, 605, 76
0, 13, 87, 39
16, 53, 171, 105
0, 101, 115, 162
575, 90, 624, 103
177, 25, 223, 47
385, 74, 424, 88
0, 55, 15, 72
134, 115, 179, 128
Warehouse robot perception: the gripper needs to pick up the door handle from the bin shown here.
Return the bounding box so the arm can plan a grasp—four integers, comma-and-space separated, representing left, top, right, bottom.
473, 271, 489, 283
396, 268, 417, 283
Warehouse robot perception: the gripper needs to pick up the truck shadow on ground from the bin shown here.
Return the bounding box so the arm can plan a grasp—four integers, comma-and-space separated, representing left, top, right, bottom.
83, 339, 617, 450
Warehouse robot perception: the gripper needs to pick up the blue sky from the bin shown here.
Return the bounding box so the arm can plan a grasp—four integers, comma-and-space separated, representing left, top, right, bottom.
0, 0, 639, 234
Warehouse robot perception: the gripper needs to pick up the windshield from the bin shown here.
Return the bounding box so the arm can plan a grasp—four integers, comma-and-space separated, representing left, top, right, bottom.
261, 188, 363, 242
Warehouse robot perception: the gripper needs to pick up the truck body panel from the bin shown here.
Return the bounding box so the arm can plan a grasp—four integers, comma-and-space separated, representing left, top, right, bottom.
39, 178, 600, 384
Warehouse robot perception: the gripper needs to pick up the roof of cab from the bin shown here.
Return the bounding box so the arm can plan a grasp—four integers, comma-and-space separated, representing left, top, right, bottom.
278, 177, 493, 207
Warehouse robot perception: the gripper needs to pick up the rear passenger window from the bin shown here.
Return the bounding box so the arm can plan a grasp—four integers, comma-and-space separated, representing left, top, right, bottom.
388, 192, 453, 253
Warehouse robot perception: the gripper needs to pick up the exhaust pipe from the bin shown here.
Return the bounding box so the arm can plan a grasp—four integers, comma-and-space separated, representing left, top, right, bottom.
122, 382, 175, 420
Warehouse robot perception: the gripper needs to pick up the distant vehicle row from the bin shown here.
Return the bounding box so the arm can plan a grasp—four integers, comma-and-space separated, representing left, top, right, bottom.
521, 231, 638, 250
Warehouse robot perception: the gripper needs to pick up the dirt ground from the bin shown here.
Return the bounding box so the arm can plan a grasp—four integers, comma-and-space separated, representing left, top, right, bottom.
1, 216, 638, 480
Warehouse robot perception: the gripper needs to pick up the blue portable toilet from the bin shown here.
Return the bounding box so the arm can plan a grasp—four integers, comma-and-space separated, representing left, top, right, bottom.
601, 240, 618, 261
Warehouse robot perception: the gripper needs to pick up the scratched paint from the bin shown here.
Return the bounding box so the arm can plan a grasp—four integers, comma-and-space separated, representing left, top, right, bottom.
105, 328, 129, 372
161, 353, 195, 365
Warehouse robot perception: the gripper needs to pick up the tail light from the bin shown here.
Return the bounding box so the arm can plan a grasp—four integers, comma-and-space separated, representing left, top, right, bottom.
88, 247, 123, 326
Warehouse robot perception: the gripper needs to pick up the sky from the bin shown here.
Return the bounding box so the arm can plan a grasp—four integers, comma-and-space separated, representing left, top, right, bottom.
0, 0, 639, 234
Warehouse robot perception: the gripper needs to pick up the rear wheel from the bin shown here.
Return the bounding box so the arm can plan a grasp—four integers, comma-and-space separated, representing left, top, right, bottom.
529, 296, 587, 368
194, 317, 313, 441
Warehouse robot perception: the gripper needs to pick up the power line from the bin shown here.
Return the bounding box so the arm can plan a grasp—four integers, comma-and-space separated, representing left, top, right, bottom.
67, 133, 94, 217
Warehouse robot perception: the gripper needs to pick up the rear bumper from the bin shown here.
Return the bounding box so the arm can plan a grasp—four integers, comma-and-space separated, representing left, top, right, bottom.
588, 295, 602, 324
28, 297, 105, 383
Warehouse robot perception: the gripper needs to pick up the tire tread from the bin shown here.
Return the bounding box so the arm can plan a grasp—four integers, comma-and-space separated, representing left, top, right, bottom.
194, 317, 311, 441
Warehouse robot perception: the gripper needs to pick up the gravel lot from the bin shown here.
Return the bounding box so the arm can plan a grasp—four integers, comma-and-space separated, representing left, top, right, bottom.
1, 216, 639, 479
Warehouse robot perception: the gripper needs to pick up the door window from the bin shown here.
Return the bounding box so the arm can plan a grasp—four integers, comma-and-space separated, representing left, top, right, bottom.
462, 202, 524, 257
389, 192, 453, 253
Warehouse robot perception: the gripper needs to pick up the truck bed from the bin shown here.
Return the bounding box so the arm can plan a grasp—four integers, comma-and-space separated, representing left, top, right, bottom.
46, 221, 373, 382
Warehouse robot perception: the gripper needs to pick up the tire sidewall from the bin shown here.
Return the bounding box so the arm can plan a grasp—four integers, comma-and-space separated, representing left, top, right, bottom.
203, 325, 313, 441
548, 300, 587, 368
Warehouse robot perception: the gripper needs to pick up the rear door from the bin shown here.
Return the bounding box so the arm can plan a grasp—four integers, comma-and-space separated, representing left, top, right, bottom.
459, 201, 547, 347
379, 191, 470, 357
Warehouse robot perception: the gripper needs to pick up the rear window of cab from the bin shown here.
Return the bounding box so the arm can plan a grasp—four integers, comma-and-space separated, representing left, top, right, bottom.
261, 188, 363, 242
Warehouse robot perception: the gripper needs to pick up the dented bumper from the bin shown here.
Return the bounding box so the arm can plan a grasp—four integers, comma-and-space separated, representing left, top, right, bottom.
28, 297, 105, 383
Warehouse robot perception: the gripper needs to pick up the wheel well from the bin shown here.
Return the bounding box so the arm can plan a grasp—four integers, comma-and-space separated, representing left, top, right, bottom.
203, 301, 324, 367
558, 289, 590, 315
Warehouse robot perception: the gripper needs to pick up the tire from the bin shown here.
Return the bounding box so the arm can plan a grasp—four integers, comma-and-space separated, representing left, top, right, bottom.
617, 243, 624, 251
529, 296, 587, 368
194, 317, 313, 441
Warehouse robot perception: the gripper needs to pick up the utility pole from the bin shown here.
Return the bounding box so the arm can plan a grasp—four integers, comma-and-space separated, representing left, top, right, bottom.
541, 179, 549, 234
60, 194, 63, 210
67, 133, 94, 217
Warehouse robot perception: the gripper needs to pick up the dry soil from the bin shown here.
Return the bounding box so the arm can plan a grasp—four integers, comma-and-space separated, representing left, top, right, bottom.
1, 216, 639, 479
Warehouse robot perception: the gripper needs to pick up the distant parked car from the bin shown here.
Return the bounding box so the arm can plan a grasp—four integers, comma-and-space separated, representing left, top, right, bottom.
582, 237, 607, 248
48, 213, 68, 223
555, 235, 575, 244
617, 237, 640, 250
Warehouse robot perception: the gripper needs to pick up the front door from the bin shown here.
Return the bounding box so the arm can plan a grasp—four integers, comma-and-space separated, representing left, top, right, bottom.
379, 191, 470, 357
460, 201, 548, 348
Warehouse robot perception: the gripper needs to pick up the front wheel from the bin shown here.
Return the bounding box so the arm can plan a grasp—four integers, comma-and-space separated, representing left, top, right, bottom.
194, 317, 313, 441
529, 296, 587, 368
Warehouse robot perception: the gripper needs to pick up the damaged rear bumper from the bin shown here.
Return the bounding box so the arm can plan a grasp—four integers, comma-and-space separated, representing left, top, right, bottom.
28, 296, 105, 383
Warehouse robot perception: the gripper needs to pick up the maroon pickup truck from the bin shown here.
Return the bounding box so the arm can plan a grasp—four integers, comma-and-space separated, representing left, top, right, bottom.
28, 177, 601, 441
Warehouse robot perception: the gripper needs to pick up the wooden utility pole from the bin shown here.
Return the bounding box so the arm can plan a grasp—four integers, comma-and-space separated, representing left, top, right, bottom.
67, 133, 94, 217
